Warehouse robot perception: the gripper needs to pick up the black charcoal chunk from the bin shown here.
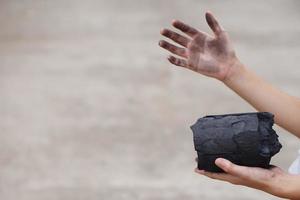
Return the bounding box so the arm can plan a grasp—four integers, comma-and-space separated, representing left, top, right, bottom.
190, 112, 282, 172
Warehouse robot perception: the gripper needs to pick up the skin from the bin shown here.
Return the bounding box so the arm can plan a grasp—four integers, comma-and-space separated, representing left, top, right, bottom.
159, 11, 300, 199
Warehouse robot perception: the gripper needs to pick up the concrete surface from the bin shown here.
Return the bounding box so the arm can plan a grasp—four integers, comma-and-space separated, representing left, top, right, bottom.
0, 0, 300, 199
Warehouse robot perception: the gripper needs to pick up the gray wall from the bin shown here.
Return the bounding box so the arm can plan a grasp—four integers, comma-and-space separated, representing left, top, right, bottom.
0, 0, 300, 199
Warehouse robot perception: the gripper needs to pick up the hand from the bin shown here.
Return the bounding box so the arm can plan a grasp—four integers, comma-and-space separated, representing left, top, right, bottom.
159, 11, 240, 81
195, 158, 300, 199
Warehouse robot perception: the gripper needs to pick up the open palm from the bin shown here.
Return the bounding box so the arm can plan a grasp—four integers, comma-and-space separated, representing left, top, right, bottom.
159, 12, 237, 81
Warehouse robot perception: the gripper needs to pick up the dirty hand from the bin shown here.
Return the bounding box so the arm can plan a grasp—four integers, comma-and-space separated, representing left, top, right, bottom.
195, 158, 300, 199
159, 11, 239, 81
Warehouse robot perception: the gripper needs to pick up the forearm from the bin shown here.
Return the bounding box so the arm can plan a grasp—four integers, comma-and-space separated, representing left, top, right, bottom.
223, 60, 300, 138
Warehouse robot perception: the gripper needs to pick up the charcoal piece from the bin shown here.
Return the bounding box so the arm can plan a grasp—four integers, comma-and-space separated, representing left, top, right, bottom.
190, 112, 282, 172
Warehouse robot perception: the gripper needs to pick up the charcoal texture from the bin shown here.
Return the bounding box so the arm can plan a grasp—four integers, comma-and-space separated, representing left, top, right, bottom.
190, 112, 282, 172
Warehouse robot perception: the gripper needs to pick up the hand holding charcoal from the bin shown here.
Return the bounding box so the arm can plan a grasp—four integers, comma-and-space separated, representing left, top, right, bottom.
195, 158, 300, 199
159, 11, 239, 81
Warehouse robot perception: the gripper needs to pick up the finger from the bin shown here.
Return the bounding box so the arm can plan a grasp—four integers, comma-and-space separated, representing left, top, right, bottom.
195, 168, 241, 185
172, 20, 199, 37
194, 168, 205, 174
168, 55, 187, 67
205, 11, 223, 36
215, 158, 250, 179
159, 40, 187, 58
160, 28, 190, 47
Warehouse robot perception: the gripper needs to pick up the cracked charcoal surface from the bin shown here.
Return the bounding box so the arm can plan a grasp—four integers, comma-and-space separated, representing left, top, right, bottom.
190, 112, 282, 172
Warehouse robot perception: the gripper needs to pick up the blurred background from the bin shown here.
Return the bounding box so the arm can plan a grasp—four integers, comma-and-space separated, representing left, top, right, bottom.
1, 0, 300, 199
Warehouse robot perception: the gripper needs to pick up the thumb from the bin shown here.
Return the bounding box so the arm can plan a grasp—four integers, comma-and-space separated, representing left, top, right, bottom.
215, 158, 250, 179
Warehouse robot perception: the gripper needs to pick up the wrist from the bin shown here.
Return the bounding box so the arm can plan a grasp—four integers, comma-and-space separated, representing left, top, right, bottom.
265, 173, 300, 199
222, 58, 246, 85
276, 174, 300, 199
263, 175, 286, 198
